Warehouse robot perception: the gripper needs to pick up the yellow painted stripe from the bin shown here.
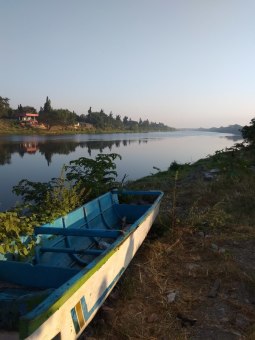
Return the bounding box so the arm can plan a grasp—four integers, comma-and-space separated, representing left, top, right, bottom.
75, 301, 85, 329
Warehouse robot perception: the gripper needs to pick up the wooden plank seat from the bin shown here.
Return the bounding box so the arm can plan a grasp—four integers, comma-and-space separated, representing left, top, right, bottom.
34, 227, 122, 238
39, 247, 103, 256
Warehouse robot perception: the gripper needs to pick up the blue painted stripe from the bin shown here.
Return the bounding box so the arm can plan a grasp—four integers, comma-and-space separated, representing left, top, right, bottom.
34, 226, 121, 238
80, 267, 125, 321
71, 307, 80, 334
71, 267, 125, 333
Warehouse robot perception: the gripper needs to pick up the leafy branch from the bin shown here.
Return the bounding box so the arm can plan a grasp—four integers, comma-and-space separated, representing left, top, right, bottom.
65, 153, 121, 197
1, 153, 121, 256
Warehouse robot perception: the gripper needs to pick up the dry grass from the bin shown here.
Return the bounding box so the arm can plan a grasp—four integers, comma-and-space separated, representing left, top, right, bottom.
81, 154, 255, 339
0, 119, 24, 133
82, 223, 255, 339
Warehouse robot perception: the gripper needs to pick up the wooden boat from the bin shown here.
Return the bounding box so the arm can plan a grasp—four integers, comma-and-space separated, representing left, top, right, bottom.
0, 189, 163, 340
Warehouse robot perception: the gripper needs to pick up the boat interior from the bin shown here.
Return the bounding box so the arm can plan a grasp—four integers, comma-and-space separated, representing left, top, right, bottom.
0, 191, 161, 288
0, 190, 162, 331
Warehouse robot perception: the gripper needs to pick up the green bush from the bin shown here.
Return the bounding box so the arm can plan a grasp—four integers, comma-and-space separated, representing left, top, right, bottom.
1, 153, 121, 256
65, 153, 121, 197
0, 211, 37, 256
241, 118, 255, 146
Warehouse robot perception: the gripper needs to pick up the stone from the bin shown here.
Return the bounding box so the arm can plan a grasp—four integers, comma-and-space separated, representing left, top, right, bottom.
203, 172, 215, 180
198, 231, 205, 238
211, 243, 219, 251
210, 168, 220, 173
167, 290, 178, 303
218, 247, 226, 254
203, 168, 220, 181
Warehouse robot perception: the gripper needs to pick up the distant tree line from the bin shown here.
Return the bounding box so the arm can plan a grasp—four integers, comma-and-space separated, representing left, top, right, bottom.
0, 96, 174, 131
78, 106, 174, 131
197, 124, 242, 135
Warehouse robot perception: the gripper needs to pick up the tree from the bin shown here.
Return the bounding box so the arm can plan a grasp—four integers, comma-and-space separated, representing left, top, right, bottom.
142, 119, 149, 128
0, 96, 10, 118
39, 97, 53, 126
41, 109, 77, 128
53, 109, 77, 126
123, 116, 129, 125
241, 118, 255, 146
115, 114, 122, 128
43, 96, 52, 113
18, 104, 23, 113
19, 106, 37, 113
39, 97, 79, 128
86, 110, 108, 129
77, 114, 86, 122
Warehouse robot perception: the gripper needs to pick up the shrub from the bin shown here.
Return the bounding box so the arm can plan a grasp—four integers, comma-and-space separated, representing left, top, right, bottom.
0, 211, 37, 256
65, 153, 121, 197
241, 118, 255, 146
2, 153, 121, 256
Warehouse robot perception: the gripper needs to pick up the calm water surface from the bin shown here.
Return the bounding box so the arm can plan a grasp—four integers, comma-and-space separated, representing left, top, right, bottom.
0, 131, 241, 211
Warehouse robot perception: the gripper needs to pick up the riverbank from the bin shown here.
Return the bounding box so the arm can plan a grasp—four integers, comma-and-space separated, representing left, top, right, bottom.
0, 119, 175, 135
82, 146, 255, 339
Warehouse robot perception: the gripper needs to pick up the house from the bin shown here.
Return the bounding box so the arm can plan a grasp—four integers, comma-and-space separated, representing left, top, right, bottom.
17, 112, 39, 126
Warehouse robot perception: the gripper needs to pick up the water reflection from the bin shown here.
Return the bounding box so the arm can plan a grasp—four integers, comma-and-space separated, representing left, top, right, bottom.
224, 135, 243, 142
0, 138, 150, 166
0, 135, 242, 165
0, 131, 243, 211
21, 142, 38, 154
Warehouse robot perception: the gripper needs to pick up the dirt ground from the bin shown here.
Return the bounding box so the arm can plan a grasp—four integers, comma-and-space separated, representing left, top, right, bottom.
80, 226, 255, 340
80, 167, 255, 340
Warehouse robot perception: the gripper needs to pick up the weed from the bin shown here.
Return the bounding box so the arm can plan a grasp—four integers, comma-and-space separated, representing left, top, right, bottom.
187, 202, 230, 231
169, 161, 190, 172
171, 171, 179, 228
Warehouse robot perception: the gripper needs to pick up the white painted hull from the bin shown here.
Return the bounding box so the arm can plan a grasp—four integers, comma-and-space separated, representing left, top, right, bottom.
23, 203, 160, 340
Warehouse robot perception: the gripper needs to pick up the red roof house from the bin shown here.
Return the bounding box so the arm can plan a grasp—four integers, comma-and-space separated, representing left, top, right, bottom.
17, 112, 39, 126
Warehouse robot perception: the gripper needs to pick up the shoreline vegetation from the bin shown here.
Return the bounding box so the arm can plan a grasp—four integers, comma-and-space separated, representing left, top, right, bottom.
185, 124, 243, 135
0, 118, 254, 338
0, 96, 243, 136
0, 118, 175, 136
0, 119, 244, 136
0, 96, 175, 135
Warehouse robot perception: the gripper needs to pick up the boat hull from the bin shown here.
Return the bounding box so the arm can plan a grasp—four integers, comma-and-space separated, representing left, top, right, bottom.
23, 201, 160, 340
0, 191, 163, 340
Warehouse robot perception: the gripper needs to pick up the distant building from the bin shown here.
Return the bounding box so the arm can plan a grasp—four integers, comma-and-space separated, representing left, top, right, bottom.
17, 112, 39, 125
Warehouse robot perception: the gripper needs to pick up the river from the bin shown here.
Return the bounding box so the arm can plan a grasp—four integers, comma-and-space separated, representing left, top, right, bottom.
0, 130, 242, 211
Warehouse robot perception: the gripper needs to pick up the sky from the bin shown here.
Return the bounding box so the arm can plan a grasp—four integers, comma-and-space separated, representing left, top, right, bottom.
1, 0, 255, 128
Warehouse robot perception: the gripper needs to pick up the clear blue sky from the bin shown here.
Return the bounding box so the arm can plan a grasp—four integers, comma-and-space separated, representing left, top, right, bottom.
1, 0, 255, 128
